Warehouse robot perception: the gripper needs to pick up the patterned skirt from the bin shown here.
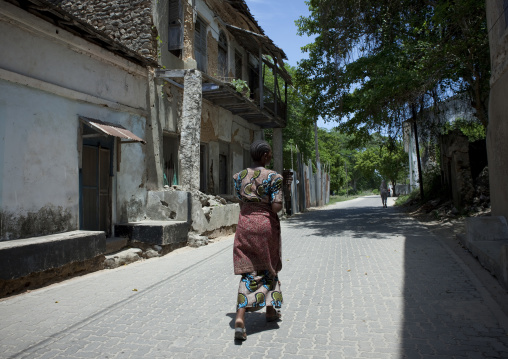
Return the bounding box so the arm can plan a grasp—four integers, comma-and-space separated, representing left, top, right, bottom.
237, 270, 283, 311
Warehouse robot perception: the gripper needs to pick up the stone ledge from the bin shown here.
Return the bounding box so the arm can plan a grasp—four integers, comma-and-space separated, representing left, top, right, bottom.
0, 230, 106, 281
105, 237, 128, 254
462, 216, 508, 290
115, 220, 190, 246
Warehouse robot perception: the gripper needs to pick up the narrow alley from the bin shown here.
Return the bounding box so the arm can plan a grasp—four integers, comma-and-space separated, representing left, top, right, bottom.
1, 196, 507, 359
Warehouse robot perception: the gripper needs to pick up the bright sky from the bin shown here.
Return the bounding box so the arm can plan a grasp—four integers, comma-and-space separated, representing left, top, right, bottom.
245, 0, 334, 130
244, 0, 312, 67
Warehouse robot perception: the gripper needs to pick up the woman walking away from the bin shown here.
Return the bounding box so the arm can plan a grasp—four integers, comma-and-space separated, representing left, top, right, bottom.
232, 140, 284, 341
380, 180, 388, 208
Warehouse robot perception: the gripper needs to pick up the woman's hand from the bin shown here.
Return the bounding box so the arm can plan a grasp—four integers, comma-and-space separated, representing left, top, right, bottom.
271, 202, 283, 213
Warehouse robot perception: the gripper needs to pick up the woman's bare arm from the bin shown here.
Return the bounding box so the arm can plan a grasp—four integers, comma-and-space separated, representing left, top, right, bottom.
271, 202, 283, 213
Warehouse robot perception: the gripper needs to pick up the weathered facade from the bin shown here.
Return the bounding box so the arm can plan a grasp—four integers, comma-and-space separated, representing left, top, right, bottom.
0, 0, 155, 240
0, 0, 290, 290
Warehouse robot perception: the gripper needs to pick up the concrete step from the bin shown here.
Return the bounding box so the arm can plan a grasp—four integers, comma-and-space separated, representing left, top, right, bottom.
105, 237, 128, 255
115, 220, 190, 246
0, 230, 105, 280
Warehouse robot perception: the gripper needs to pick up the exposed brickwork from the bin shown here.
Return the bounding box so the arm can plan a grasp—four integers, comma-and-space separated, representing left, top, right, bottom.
56, 0, 157, 61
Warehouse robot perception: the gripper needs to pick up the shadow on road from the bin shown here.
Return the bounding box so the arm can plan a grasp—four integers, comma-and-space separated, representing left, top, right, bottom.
225, 312, 280, 345
284, 198, 508, 357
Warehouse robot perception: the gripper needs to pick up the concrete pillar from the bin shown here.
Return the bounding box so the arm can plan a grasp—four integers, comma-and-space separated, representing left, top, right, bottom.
145, 70, 164, 190
273, 128, 283, 174
179, 70, 202, 191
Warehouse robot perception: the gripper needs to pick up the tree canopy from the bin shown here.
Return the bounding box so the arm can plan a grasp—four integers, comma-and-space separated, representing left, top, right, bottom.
295, 0, 490, 143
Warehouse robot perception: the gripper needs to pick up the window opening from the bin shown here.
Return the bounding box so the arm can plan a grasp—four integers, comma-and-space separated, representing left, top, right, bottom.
218, 31, 228, 79
168, 0, 184, 57
194, 16, 207, 72
163, 134, 179, 186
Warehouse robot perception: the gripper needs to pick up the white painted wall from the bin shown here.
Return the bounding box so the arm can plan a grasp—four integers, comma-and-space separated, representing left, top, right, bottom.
0, 4, 150, 238
0, 4, 147, 111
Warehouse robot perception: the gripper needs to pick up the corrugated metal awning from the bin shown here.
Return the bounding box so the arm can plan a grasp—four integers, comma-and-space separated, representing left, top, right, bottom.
80, 117, 146, 144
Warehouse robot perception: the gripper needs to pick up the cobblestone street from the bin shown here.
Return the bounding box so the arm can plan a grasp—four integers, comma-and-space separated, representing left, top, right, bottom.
1, 196, 508, 359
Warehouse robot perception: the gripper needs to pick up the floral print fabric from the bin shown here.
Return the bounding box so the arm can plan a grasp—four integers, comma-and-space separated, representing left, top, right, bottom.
233, 167, 283, 204
237, 270, 283, 311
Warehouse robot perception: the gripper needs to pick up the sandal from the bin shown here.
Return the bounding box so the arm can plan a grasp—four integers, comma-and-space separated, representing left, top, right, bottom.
234, 327, 247, 341
266, 309, 281, 322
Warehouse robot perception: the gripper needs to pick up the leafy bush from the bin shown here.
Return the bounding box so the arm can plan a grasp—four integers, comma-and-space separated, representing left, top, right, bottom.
230, 79, 250, 97
372, 189, 379, 195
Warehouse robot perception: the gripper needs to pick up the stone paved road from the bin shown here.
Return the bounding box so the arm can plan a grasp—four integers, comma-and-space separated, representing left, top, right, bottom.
1, 196, 508, 359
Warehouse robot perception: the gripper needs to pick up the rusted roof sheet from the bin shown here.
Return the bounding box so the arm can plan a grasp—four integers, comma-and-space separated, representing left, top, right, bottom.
81, 117, 146, 144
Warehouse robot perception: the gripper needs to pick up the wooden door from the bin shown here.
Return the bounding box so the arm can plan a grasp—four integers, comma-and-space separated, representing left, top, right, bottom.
82, 145, 111, 236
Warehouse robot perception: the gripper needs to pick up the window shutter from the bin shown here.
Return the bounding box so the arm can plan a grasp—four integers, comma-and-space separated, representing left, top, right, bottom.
194, 17, 207, 72
168, 0, 183, 51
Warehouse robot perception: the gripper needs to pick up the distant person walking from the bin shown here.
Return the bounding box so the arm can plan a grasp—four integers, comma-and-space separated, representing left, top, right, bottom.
232, 140, 284, 341
380, 180, 388, 208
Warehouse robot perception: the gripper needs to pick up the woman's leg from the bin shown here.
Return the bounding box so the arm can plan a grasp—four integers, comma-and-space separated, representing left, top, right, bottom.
266, 306, 277, 317
235, 307, 246, 328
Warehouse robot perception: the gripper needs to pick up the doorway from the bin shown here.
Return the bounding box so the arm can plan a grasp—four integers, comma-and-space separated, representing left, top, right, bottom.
81, 144, 112, 236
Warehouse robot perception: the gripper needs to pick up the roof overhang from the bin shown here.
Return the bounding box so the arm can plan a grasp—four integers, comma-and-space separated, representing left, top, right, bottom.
80, 117, 146, 144
225, 24, 291, 83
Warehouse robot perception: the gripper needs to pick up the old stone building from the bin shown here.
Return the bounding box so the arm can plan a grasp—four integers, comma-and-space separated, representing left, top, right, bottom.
0, 0, 290, 294
58, 0, 291, 229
